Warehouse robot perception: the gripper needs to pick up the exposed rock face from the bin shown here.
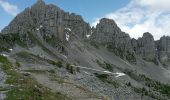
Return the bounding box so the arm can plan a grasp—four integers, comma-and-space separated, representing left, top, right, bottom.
91, 19, 159, 63
2, 0, 170, 66
157, 36, 170, 63
134, 32, 157, 61
1, 0, 91, 41
91, 18, 122, 43
91, 18, 136, 62
131, 38, 138, 53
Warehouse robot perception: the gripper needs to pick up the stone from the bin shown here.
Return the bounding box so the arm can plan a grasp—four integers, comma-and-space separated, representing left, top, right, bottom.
135, 32, 157, 61
157, 36, 170, 63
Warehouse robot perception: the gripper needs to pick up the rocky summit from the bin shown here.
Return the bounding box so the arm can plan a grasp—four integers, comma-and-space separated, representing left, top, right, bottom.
2, 0, 91, 40
0, 0, 170, 100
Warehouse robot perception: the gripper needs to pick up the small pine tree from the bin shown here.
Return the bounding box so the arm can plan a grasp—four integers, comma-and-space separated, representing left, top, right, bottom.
57, 61, 63, 68
127, 82, 131, 87
70, 66, 74, 74
66, 63, 70, 70
16, 61, 21, 68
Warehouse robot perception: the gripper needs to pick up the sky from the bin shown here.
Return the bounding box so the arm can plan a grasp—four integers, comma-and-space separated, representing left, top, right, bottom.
0, 0, 170, 40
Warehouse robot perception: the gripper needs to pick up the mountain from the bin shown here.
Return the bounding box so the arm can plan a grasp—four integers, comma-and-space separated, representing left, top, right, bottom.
2, 0, 90, 40
0, 0, 170, 100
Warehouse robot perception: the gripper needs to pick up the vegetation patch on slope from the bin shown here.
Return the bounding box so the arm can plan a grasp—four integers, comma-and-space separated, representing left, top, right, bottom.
94, 73, 119, 88
66, 63, 80, 74
124, 69, 170, 99
0, 55, 70, 100
96, 60, 113, 71
106, 44, 136, 63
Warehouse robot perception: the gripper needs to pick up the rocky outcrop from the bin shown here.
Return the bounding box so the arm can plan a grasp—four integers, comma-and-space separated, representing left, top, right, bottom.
1, 0, 91, 41
91, 19, 160, 64
157, 36, 170, 63
91, 18, 122, 43
91, 18, 136, 62
133, 32, 157, 61
131, 33, 158, 64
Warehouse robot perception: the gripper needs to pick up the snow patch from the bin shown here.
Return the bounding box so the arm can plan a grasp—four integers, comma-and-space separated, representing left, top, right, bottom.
1, 54, 9, 57
40, 25, 43, 28
66, 34, 70, 41
103, 71, 112, 74
9, 49, 13, 52
36, 25, 43, 31
115, 72, 125, 78
86, 34, 91, 38
65, 28, 71, 31
71, 65, 126, 78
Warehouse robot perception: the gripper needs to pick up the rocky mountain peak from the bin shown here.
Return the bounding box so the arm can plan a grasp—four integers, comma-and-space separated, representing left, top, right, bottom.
31, 0, 46, 11
99, 18, 118, 27
1, 0, 91, 41
142, 32, 154, 40
95, 18, 121, 34
35, 0, 45, 5
157, 36, 170, 64
91, 18, 136, 62
133, 32, 157, 62
91, 18, 121, 43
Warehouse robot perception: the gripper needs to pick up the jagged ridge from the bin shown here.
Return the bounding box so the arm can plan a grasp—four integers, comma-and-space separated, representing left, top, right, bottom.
1, 0, 170, 65
0, 1, 170, 100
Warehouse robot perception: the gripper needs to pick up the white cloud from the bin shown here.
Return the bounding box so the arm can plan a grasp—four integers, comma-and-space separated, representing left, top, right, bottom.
91, 0, 170, 40
0, 0, 19, 16
136, 0, 170, 10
